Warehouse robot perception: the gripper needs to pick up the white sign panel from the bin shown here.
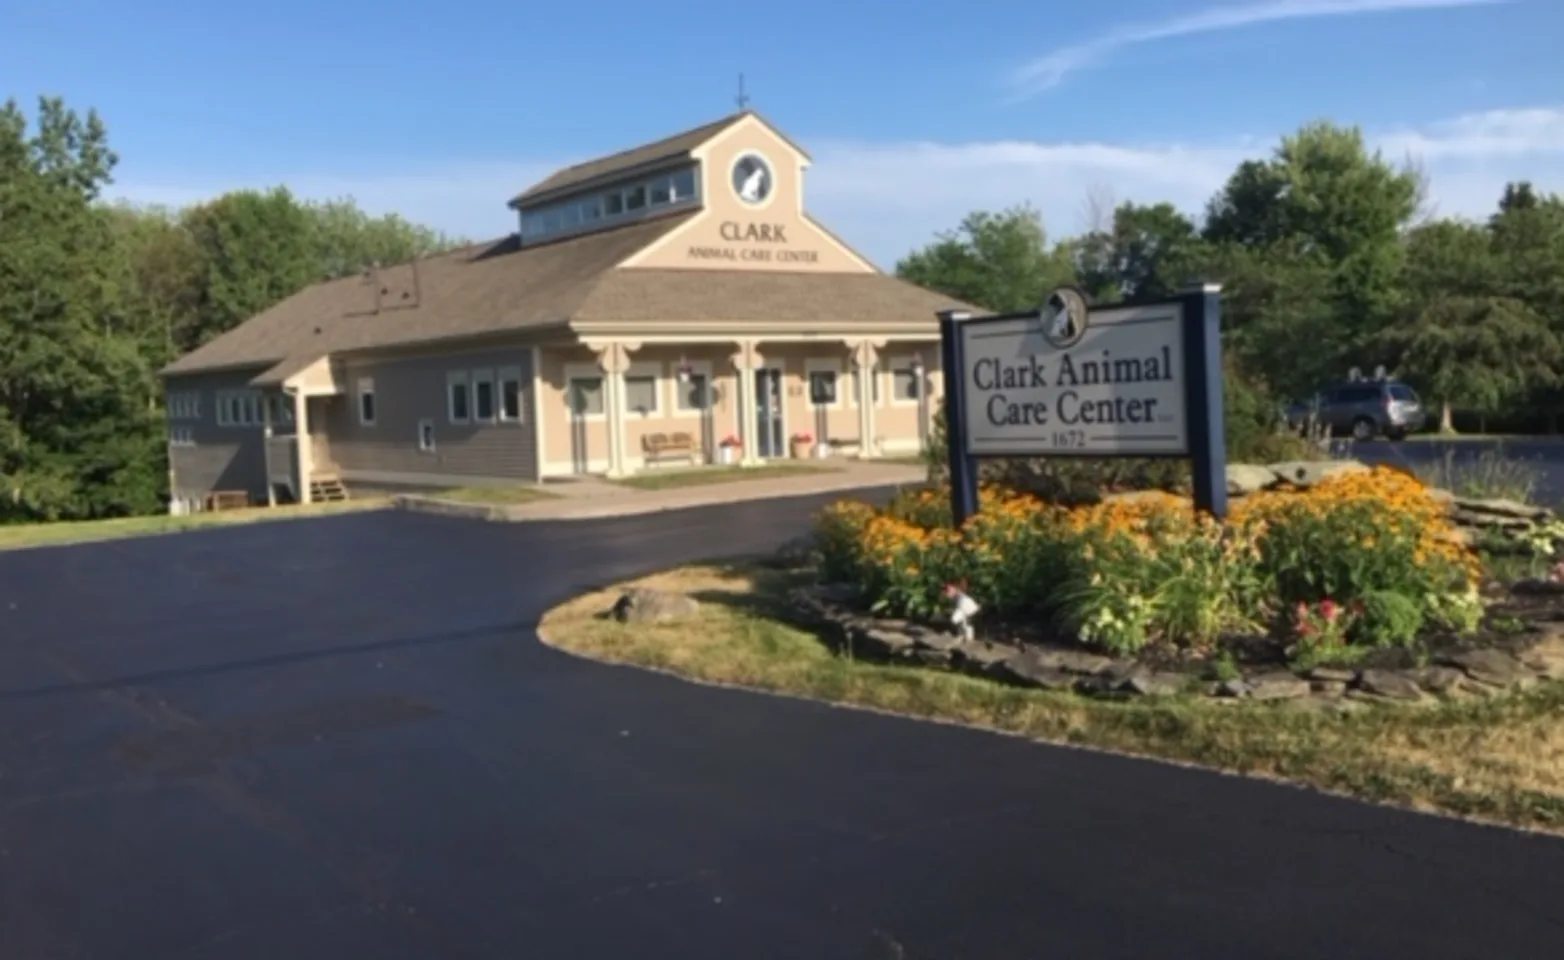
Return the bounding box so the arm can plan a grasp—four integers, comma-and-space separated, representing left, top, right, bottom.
958, 302, 1189, 456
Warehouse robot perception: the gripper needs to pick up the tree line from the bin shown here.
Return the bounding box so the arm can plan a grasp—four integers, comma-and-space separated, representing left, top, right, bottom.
1, 96, 466, 523
895, 121, 1564, 437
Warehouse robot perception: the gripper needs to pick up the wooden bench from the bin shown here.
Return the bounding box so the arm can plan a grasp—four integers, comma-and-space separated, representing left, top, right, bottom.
642, 431, 700, 466
205, 490, 251, 512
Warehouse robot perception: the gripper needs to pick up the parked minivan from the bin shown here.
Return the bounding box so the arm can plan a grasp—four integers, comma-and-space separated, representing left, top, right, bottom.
1284, 381, 1426, 441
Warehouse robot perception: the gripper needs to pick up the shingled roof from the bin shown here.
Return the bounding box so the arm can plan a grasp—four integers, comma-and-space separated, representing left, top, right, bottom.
160, 214, 695, 379
506, 109, 812, 209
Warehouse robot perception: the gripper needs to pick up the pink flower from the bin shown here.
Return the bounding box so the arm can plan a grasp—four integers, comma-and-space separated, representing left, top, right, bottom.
1319, 599, 1340, 622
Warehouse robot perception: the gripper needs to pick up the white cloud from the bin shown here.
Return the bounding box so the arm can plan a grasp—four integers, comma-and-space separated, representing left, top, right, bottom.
1008, 0, 1505, 99
108, 105, 1564, 271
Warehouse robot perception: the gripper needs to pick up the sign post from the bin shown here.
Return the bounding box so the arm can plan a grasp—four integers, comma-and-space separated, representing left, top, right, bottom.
937, 284, 1228, 524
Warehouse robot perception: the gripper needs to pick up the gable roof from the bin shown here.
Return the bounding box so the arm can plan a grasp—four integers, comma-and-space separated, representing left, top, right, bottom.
160, 213, 696, 379
507, 109, 813, 210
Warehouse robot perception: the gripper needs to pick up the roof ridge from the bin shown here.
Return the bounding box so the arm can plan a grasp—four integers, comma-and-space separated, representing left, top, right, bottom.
540, 111, 747, 182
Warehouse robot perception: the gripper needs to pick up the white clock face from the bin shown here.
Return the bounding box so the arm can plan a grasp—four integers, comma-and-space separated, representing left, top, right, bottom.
731, 153, 773, 205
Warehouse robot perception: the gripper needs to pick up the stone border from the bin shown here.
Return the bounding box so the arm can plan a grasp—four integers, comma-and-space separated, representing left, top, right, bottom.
789, 584, 1564, 710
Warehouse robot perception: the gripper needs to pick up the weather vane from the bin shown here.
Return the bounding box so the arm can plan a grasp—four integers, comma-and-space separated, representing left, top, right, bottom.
736, 73, 750, 111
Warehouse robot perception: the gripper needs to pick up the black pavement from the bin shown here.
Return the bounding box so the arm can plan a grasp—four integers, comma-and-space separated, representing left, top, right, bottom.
1350, 437, 1564, 506
2, 495, 1562, 959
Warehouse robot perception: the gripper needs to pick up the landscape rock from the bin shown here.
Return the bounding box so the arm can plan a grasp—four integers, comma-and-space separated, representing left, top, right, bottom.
950, 641, 1016, 673
1440, 648, 1535, 689
1511, 578, 1564, 598
1517, 636, 1564, 680
993, 650, 1078, 691
1451, 496, 1553, 522
1217, 679, 1252, 698
910, 629, 967, 655
1408, 666, 1467, 696
1266, 460, 1369, 488
1310, 680, 1348, 696
1033, 649, 1116, 676
1247, 671, 1312, 701
1122, 672, 1188, 697
1307, 666, 1358, 683
1357, 668, 1424, 701
611, 588, 700, 624
854, 625, 919, 659
1450, 509, 1534, 531
1226, 464, 1280, 496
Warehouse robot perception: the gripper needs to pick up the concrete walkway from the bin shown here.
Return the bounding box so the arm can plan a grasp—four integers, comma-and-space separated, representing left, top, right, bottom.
393, 460, 928, 522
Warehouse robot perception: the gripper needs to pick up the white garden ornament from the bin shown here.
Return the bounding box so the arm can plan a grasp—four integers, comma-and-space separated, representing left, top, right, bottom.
945, 582, 980, 642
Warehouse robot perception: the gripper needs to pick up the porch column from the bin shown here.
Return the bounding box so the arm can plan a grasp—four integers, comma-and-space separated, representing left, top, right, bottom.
589, 341, 639, 478
850, 339, 884, 460
292, 389, 313, 505
262, 395, 277, 507
730, 340, 763, 467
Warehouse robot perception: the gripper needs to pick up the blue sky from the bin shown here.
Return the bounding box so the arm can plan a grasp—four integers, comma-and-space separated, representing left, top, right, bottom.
6, 0, 1561, 267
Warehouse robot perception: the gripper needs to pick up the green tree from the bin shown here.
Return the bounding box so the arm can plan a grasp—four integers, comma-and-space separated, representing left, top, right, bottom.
307, 197, 463, 280
1381, 296, 1561, 433
0, 96, 165, 520
1203, 121, 1421, 374
895, 204, 1076, 312
1073, 201, 1203, 303
181, 187, 319, 346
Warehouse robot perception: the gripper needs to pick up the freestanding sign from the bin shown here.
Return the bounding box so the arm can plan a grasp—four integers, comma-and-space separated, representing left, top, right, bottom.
938, 284, 1228, 527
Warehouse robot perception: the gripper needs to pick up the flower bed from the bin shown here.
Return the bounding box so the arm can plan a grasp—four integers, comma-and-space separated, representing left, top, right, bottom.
816, 466, 1485, 669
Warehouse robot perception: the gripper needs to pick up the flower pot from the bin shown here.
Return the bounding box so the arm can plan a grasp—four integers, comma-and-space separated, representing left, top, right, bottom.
717, 445, 737, 465
790, 439, 812, 460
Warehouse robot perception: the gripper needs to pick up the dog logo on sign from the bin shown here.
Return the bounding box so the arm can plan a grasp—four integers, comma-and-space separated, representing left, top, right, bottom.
1041, 286, 1090, 350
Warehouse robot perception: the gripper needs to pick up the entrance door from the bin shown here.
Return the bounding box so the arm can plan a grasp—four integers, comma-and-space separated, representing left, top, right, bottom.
754, 368, 785, 459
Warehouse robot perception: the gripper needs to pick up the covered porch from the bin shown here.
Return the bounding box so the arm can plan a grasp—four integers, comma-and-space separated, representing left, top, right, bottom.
255, 355, 349, 505
537, 333, 942, 480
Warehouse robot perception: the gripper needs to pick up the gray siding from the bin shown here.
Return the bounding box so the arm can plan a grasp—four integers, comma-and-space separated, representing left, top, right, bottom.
165, 369, 272, 504
325, 345, 539, 484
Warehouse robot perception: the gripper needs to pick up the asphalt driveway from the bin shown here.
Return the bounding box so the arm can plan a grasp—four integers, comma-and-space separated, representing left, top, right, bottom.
2, 497, 1562, 959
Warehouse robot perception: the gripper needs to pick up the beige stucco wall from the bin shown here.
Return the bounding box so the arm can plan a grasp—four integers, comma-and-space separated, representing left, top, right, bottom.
620, 117, 875, 274
539, 339, 941, 474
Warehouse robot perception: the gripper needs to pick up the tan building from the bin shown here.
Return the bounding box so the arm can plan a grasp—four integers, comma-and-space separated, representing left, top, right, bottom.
159, 110, 974, 508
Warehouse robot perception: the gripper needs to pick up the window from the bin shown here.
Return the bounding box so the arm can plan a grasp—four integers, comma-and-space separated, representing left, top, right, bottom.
167, 392, 200, 420
677, 372, 711, 412
215, 389, 263, 427
357, 377, 377, 426
671, 168, 697, 202
649, 176, 673, 205
567, 376, 605, 418
168, 426, 194, 447
498, 366, 523, 422
268, 394, 295, 425
808, 370, 839, 406
624, 184, 646, 211
418, 418, 435, 453
603, 192, 625, 216
624, 373, 660, 415
472, 368, 496, 423
891, 365, 925, 404
447, 371, 470, 423
1389, 384, 1418, 402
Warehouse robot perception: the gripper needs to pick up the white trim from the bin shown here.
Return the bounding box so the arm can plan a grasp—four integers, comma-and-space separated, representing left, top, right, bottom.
563, 363, 608, 421
497, 365, 524, 424
356, 376, 377, 426
530, 347, 546, 479
168, 425, 195, 447
417, 418, 436, 453
803, 357, 846, 411
729, 150, 779, 211
621, 360, 663, 418
848, 363, 882, 408
215, 389, 263, 427
671, 358, 715, 414
541, 457, 611, 478
472, 367, 497, 424
446, 370, 471, 424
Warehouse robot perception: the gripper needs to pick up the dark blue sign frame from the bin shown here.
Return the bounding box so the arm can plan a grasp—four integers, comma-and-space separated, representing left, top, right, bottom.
937, 285, 1227, 528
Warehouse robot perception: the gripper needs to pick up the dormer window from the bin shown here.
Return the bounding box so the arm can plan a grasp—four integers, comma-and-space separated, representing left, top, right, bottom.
517, 164, 701, 245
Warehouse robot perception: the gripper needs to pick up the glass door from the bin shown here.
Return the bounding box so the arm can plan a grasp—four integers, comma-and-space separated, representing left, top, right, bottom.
754, 368, 785, 459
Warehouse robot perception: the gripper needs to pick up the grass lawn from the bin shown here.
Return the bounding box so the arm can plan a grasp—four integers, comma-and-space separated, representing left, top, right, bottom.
430, 485, 559, 505
542, 561, 1564, 836
0, 498, 387, 553
611, 462, 839, 491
